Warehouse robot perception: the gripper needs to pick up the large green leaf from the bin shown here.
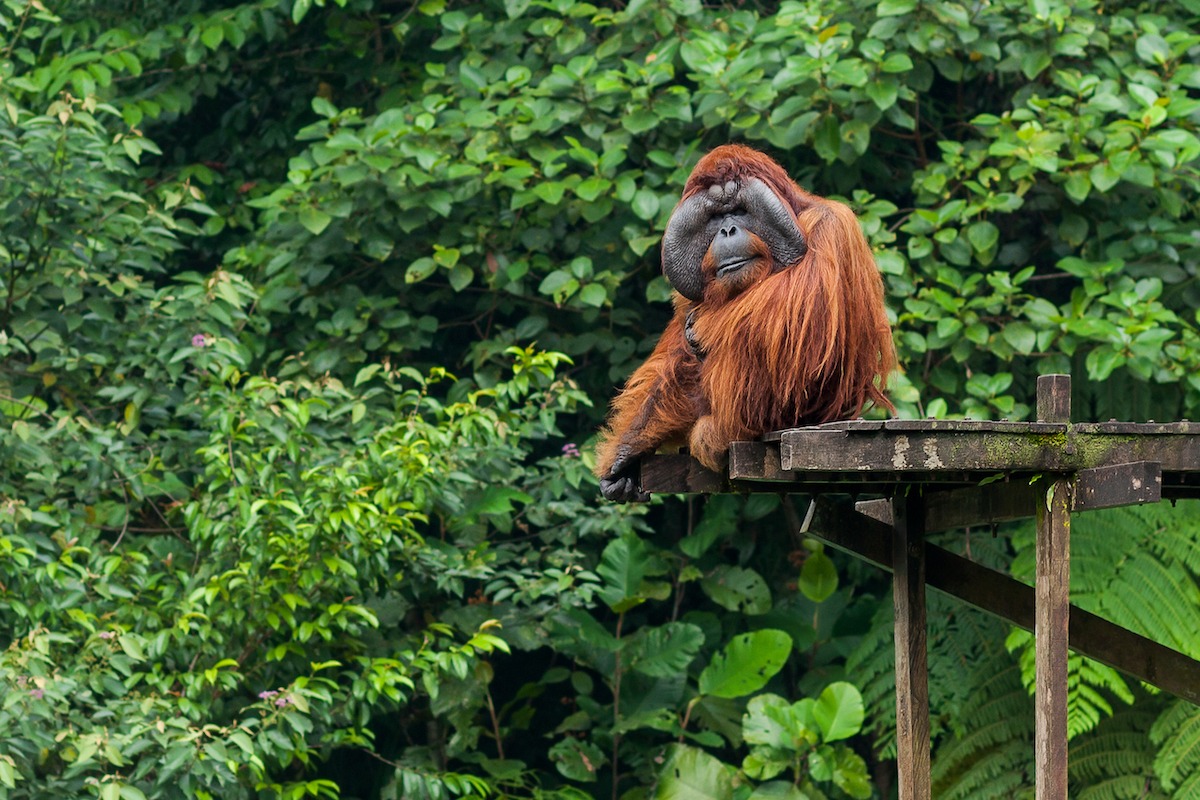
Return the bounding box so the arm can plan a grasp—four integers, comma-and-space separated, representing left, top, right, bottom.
627, 622, 705, 678
597, 533, 655, 612
813, 682, 864, 742
656, 745, 734, 800
698, 630, 793, 699
700, 565, 772, 615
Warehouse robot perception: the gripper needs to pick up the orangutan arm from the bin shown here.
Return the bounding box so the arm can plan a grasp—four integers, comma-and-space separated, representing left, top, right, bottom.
594, 310, 703, 502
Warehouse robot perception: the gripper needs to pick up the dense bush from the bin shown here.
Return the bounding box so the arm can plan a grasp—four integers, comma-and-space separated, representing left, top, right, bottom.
2, 0, 1200, 797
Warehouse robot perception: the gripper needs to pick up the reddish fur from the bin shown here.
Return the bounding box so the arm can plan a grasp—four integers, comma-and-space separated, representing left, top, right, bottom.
596, 145, 896, 478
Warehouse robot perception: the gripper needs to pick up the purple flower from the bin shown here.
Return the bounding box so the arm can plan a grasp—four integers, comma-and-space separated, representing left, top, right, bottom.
258, 690, 278, 700
98, 631, 115, 640
29, 689, 43, 699
274, 695, 293, 707
561, 443, 580, 458
191, 334, 207, 348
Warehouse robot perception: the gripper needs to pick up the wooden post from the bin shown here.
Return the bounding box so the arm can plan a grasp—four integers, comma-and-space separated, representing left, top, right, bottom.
1035, 479, 1070, 799
1037, 374, 1071, 424
892, 493, 931, 800
1036, 374, 1071, 800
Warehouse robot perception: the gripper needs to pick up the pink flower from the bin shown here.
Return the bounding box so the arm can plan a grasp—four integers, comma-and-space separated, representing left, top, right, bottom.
30, 689, 43, 699
98, 631, 116, 640
191, 334, 207, 347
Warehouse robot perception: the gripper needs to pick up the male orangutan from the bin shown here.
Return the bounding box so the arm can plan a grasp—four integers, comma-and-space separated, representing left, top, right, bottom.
595, 144, 896, 502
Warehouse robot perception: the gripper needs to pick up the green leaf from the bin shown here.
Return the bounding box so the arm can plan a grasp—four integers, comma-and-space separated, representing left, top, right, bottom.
406, 257, 437, 284
597, 533, 651, 611
299, 206, 332, 235
473, 486, 533, 515
799, 551, 837, 602
549, 738, 606, 782
538, 270, 574, 296
698, 630, 793, 699
700, 565, 772, 615
575, 176, 611, 201
201, 25, 224, 50
657, 745, 734, 800
533, 181, 565, 205
813, 682, 864, 742
448, 263, 473, 292
623, 109, 659, 134
1003, 322, 1037, 355
1085, 346, 1125, 381
1090, 162, 1121, 192
881, 52, 914, 72
833, 748, 873, 798
876, 0, 916, 16
813, 116, 841, 164
1135, 34, 1171, 65
747, 782, 806, 800
632, 188, 660, 220
742, 693, 794, 748
579, 283, 607, 307
966, 220, 999, 253
627, 622, 705, 677
680, 495, 739, 558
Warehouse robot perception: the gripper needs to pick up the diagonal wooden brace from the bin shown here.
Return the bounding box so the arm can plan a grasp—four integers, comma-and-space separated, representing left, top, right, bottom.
801, 497, 1200, 707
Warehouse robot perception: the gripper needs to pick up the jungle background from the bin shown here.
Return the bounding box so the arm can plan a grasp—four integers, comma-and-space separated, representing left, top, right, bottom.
2, 0, 1200, 797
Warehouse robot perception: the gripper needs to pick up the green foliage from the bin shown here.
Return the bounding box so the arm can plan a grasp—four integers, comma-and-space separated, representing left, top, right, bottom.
658, 683, 871, 799
4, 0, 1200, 795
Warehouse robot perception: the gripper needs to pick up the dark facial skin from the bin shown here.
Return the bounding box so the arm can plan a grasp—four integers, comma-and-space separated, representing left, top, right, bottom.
661, 177, 808, 301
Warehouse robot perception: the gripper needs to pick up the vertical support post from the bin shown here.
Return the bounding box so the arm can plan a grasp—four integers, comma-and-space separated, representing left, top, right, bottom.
892, 493, 931, 800
1037, 374, 1071, 424
1036, 479, 1071, 800
1036, 373, 1071, 799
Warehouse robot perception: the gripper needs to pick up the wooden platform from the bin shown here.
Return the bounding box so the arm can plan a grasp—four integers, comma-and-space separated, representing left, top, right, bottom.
638, 375, 1200, 800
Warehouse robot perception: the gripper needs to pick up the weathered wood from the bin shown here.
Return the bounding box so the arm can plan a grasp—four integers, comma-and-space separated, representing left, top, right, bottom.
1038, 374, 1072, 423
779, 426, 1200, 473
892, 495, 931, 800
1036, 480, 1071, 800
1075, 461, 1161, 510
802, 499, 1200, 706
855, 462, 1162, 531
638, 454, 726, 494
643, 453, 995, 495
728, 441, 795, 481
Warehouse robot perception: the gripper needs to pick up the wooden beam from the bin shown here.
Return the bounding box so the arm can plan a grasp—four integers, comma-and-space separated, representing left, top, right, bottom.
1036, 480, 1070, 800
638, 454, 727, 494
855, 462, 1162, 532
779, 426, 1200, 473
801, 499, 1200, 706
892, 494, 931, 800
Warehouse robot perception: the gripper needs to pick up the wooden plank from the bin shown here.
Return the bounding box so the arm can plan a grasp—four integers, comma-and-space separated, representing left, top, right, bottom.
1075, 461, 1161, 510
1037, 374, 1072, 423
1036, 480, 1071, 800
728, 441, 795, 481
638, 454, 726, 494
779, 427, 1200, 473
802, 499, 1200, 706
892, 495, 931, 800
855, 462, 1162, 531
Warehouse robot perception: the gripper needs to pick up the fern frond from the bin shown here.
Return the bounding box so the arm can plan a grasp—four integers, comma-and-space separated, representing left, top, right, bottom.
1005, 628, 1134, 739
1070, 702, 1165, 798
930, 659, 1033, 798
1076, 776, 1161, 800
1151, 700, 1200, 795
